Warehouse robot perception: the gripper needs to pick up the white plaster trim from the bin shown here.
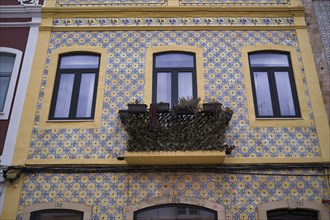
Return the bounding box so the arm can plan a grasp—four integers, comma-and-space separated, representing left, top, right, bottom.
0, 21, 41, 27
0, 48, 22, 120
22, 202, 92, 220
0, 5, 41, 18
258, 199, 329, 220
126, 196, 226, 220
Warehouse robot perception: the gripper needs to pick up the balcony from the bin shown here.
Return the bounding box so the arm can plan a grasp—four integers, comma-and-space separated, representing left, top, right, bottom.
119, 101, 233, 165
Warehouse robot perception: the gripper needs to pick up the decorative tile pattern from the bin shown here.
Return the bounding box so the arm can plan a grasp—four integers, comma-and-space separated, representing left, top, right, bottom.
56, 0, 167, 6
53, 17, 294, 27
17, 170, 327, 219
179, 0, 290, 6
28, 30, 320, 161
313, 0, 330, 71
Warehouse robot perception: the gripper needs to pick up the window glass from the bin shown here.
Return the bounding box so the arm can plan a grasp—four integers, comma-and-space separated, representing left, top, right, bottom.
50, 54, 100, 120
253, 72, 273, 116
274, 71, 296, 116
0, 53, 15, 112
54, 74, 74, 118
156, 72, 172, 104
178, 72, 193, 99
60, 55, 99, 69
153, 52, 196, 106
155, 53, 194, 68
249, 51, 300, 118
250, 53, 289, 67
76, 73, 96, 118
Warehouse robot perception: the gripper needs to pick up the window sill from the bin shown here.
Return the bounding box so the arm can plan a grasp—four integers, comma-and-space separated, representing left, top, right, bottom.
46, 119, 94, 122
38, 119, 101, 129
249, 116, 312, 127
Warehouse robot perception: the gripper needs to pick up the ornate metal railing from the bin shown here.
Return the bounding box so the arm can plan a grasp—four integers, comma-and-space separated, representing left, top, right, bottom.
119, 106, 233, 152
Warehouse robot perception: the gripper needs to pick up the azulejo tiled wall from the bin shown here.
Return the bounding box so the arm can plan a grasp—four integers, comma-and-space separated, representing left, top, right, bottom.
28, 30, 320, 161
17, 170, 327, 219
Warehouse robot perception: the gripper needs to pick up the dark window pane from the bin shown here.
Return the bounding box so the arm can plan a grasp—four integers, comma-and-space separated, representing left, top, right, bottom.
250, 53, 289, 67
135, 204, 216, 220
54, 74, 74, 118
60, 55, 99, 69
0, 76, 10, 112
0, 53, 15, 112
30, 210, 83, 220
157, 72, 172, 104
0, 53, 15, 74
274, 71, 296, 116
155, 53, 194, 68
178, 72, 193, 99
76, 73, 96, 118
253, 72, 274, 116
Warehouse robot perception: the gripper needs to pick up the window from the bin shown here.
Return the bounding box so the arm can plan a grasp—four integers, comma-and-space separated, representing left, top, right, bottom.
152, 52, 197, 106
267, 209, 317, 220
0, 49, 22, 120
49, 53, 100, 120
30, 209, 83, 220
249, 51, 300, 118
134, 204, 217, 220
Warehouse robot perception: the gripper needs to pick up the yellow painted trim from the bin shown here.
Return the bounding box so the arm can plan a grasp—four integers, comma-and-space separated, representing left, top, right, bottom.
25, 159, 127, 166
42, 6, 304, 16
240, 44, 312, 127
224, 157, 323, 164
125, 151, 226, 165
296, 29, 330, 162
145, 45, 205, 104
39, 46, 107, 129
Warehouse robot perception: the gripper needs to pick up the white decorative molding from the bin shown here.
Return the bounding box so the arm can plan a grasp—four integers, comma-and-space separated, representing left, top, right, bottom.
0, 5, 41, 19
18, 0, 39, 5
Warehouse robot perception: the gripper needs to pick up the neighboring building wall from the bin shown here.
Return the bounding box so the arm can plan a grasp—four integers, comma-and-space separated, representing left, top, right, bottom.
0, 0, 41, 215
302, 0, 330, 123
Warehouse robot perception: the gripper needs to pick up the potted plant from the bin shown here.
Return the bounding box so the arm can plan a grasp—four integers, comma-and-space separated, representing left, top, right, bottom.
127, 99, 147, 113
225, 145, 235, 155
173, 97, 200, 115
203, 98, 223, 113
224, 107, 233, 125
150, 102, 170, 113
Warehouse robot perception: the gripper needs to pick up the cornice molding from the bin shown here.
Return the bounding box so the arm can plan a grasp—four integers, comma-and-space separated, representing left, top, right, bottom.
0, 5, 41, 18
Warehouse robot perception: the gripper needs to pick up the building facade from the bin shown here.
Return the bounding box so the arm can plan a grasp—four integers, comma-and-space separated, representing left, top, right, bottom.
1, 0, 329, 220
0, 0, 42, 214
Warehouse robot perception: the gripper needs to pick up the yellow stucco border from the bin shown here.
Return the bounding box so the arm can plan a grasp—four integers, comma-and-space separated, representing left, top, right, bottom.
240, 44, 311, 127
22, 202, 92, 220
295, 29, 329, 162
39, 46, 107, 129
144, 45, 205, 104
